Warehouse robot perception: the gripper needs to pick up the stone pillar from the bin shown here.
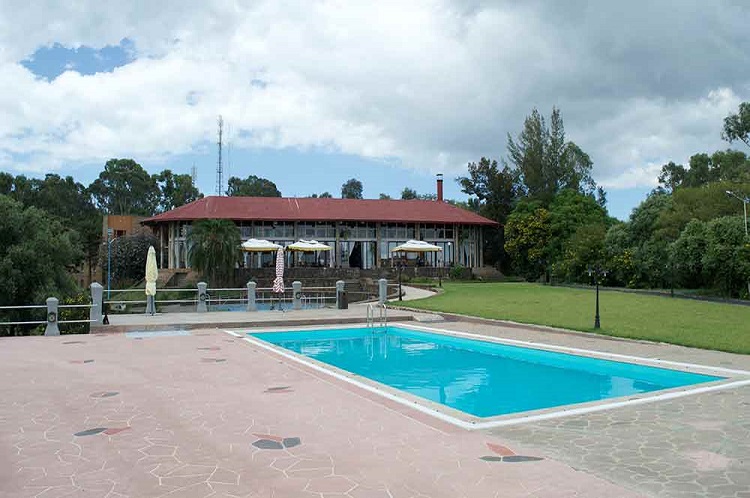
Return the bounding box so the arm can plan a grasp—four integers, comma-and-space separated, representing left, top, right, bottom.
292, 281, 302, 310
45, 297, 60, 336
246, 281, 257, 312
336, 280, 345, 308
90, 283, 103, 325
197, 282, 208, 313
378, 278, 387, 305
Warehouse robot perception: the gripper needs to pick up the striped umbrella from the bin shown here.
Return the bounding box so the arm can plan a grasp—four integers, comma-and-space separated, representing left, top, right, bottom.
272, 247, 285, 294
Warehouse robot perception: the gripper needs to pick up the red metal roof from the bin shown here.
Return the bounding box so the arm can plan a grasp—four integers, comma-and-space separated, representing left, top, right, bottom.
143, 196, 498, 226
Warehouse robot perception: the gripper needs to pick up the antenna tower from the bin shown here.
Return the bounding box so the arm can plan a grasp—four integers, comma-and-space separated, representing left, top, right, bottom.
215, 115, 224, 196
190, 163, 197, 186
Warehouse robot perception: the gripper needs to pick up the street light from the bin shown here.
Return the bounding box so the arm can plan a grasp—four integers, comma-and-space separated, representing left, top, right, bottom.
106, 228, 113, 300
587, 266, 607, 329
725, 190, 749, 236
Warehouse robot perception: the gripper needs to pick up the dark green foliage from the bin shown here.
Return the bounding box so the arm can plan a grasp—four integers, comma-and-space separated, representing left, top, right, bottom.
341, 178, 363, 199
0, 196, 80, 335
702, 216, 750, 298
59, 292, 91, 335
226, 175, 281, 197
401, 187, 418, 200
187, 219, 241, 286
89, 158, 160, 215
100, 232, 159, 286
507, 107, 595, 203
722, 101, 750, 148
155, 169, 202, 211
504, 202, 551, 280
379, 193, 392, 200
671, 220, 708, 288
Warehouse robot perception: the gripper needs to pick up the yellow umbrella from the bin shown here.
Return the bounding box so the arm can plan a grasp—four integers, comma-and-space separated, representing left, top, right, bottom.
145, 245, 158, 315
241, 239, 282, 252
286, 240, 332, 252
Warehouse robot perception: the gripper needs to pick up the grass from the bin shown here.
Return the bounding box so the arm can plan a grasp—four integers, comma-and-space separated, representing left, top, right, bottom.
401, 282, 750, 354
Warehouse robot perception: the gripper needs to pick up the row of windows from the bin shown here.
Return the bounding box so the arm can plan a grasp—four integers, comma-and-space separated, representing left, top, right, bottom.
177, 222, 462, 240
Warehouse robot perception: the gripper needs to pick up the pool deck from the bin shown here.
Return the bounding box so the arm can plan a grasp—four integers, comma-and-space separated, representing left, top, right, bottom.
1, 311, 749, 497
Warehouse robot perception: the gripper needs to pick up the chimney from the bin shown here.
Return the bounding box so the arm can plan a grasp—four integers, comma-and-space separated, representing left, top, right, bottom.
436, 173, 444, 202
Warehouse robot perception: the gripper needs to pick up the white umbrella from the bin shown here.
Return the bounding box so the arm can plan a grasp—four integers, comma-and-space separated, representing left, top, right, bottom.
145, 245, 158, 315
286, 239, 332, 252
241, 239, 282, 252
390, 240, 442, 253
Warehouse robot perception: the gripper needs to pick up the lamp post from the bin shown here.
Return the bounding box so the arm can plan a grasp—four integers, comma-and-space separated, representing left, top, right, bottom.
106, 228, 113, 299
398, 261, 404, 301
587, 266, 607, 329
726, 190, 749, 236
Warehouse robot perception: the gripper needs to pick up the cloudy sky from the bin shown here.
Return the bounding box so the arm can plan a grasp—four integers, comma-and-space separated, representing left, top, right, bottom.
1, 0, 749, 219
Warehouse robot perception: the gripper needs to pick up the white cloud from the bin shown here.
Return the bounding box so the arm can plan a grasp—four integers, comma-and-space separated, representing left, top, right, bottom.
0, 0, 748, 189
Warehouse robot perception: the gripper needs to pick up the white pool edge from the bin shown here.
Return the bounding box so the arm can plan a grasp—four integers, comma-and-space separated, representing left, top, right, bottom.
223, 327, 750, 430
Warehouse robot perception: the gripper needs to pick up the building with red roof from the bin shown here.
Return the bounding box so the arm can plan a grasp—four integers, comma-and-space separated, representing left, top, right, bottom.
143, 177, 497, 270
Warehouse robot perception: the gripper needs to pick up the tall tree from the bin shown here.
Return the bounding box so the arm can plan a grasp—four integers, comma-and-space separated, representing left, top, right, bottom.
378, 193, 392, 200
155, 170, 202, 211
507, 107, 596, 202
503, 202, 551, 280
722, 102, 750, 148
89, 159, 159, 215
702, 216, 750, 297
657, 161, 687, 192
341, 178, 363, 199
226, 175, 281, 197
187, 219, 241, 286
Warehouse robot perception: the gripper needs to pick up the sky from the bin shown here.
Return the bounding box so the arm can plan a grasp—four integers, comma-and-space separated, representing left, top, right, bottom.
1, 1, 749, 220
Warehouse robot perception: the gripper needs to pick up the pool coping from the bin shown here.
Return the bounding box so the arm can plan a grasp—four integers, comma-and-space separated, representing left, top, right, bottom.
226, 323, 750, 430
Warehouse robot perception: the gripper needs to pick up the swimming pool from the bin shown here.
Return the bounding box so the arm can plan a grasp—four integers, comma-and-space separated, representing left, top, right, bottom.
251, 326, 724, 418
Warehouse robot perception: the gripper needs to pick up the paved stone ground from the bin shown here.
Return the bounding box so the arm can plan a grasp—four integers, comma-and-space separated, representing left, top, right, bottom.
409, 321, 750, 498
491, 386, 750, 498
0, 329, 641, 498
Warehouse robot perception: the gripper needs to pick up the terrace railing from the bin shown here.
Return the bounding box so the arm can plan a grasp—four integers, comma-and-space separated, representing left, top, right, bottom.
0, 297, 98, 336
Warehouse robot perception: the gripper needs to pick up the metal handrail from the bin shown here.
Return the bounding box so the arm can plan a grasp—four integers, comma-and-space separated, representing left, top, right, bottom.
59, 304, 94, 309
0, 320, 47, 326
0, 304, 47, 310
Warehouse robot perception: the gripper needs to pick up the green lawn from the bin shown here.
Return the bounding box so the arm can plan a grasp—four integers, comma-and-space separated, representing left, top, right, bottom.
401, 282, 750, 354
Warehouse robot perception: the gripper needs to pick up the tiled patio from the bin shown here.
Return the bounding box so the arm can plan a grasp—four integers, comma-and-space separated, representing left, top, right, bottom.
1, 318, 748, 497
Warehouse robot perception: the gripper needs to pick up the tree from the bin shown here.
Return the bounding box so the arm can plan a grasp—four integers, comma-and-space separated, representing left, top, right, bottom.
341, 178, 363, 199
401, 187, 418, 200
671, 219, 708, 288
507, 107, 596, 203
99, 231, 159, 285
319, 192, 333, 198
504, 202, 551, 280
187, 219, 241, 286
547, 189, 610, 279
457, 157, 520, 269
226, 175, 281, 197
657, 161, 687, 192
702, 216, 750, 297
0, 196, 80, 335
155, 169, 202, 211
89, 158, 159, 215
722, 102, 750, 148
378, 193, 392, 200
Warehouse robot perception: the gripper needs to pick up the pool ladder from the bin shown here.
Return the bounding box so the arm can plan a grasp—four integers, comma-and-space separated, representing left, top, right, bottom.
367, 303, 387, 330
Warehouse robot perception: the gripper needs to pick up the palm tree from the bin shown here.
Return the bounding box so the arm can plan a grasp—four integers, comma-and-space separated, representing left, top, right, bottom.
187, 219, 240, 286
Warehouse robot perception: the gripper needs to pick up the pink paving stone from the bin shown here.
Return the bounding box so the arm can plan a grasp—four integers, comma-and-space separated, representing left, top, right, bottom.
102, 427, 130, 435
306, 475, 357, 494
253, 433, 285, 442
487, 441, 516, 456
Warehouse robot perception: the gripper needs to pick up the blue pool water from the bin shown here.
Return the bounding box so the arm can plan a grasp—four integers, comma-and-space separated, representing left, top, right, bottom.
251, 326, 723, 418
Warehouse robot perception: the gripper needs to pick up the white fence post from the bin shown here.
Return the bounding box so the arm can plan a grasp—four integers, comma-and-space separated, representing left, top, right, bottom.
378, 278, 387, 305
197, 282, 208, 313
45, 297, 60, 336
90, 283, 103, 325
246, 281, 257, 312
292, 281, 302, 310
